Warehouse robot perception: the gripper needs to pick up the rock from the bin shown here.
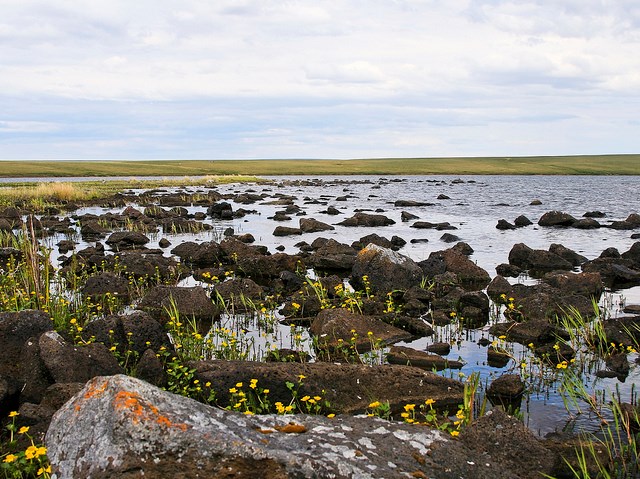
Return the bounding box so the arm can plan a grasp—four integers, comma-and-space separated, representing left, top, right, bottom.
350, 244, 423, 295
548, 243, 588, 266
514, 215, 533, 227
495, 263, 522, 277
426, 342, 451, 355
429, 248, 491, 287
337, 212, 395, 227
106, 231, 150, 251
395, 199, 432, 207
489, 320, 569, 347
387, 345, 463, 371
530, 199, 542, 205
171, 241, 223, 267
299, 218, 334, 233
573, 218, 601, 229
192, 360, 464, 415
136, 349, 168, 387
0, 310, 53, 379
508, 243, 573, 273
621, 241, 640, 265
542, 271, 603, 298
211, 278, 264, 311
80, 272, 130, 302
308, 239, 357, 273
351, 233, 394, 251
458, 408, 557, 479
38, 331, 123, 384
496, 219, 516, 230
207, 201, 233, 219
80, 221, 108, 239
108, 251, 186, 282
45, 374, 521, 479
440, 233, 460, 243
273, 226, 302, 236
538, 210, 577, 227
486, 374, 525, 410
310, 308, 413, 357
401, 211, 419, 222
138, 286, 220, 326
582, 257, 640, 287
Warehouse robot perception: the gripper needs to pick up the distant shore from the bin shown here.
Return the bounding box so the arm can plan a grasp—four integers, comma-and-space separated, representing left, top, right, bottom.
0, 155, 639, 177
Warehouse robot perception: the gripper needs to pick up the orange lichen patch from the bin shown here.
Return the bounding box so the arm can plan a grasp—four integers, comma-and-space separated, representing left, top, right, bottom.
274, 422, 307, 434
75, 379, 109, 411
113, 390, 188, 432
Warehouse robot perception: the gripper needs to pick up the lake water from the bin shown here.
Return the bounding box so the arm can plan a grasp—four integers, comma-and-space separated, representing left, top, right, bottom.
19, 174, 640, 436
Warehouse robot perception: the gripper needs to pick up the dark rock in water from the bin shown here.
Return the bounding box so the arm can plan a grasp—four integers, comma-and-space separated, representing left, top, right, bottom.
584, 211, 606, 218
138, 286, 220, 326
323, 205, 341, 215
508, 243, 573, 273
207, 201, 233, 219
487, 374, 525, 410
212, 278, 264, 310
582, 257, 640, 287
351, 233, 394, 251
351, 244, 423, 295
401, 210, 419, 222
548, 243, 588, 266
235, 233, 255, 243
622, 304, 640, 314
437, 194, 450, 200
299, 217, 334, 233
308, 239, 357, 273
534, 341, 576, 366
410, 238, 430, 244
495, 263, 522, 277
387, 345, 463, 370
391, 235, 407, 248
542, 271, 603, 298
107, 251, 186, 282
538, 210, 577, 227
0, 247, 21, 268
458, 291, 490, 327
158, 237, 171, 248
496, 219, 516, 230
573, 218, 601, 229
602, 316, 640, 349
514, 215, 533, 227
487, 346, 511, 368
270, 211, 293, 221
530, 199, 542, 205
310, 308, 412, 357
426, 342, 451, 355
440, 233, 460, 243
171, 241, 223, 267
81, 272, 130, 302
622, 241, 640, 265
605, 353, 630, 379
394, 199, 432, 207
80, 221, 108, 240
337, 212, 395, 227
428, 247, 491, 287
273, 226, 302, 236
631, 233, 640, 239
489, 319, 570, 347
599, 247, 620, 258
451, 241, 474, 256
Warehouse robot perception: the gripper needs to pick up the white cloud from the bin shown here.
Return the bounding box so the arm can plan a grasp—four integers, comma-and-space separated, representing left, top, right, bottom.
0, 0, 638, 159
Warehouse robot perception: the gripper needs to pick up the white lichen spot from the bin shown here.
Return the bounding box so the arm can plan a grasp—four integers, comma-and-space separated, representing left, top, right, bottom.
387, 461, 397, 468
369, 426, 390, 435
357, 437, 376, 450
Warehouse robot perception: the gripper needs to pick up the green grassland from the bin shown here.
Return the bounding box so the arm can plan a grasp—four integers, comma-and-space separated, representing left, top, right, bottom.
0, 155, 638, 177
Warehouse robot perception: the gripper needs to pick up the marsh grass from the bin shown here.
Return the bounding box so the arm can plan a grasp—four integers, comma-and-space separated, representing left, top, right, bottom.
1, 155, 639, 177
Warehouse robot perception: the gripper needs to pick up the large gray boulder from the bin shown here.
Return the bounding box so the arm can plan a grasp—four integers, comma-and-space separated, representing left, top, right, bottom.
46, 375, 542, 479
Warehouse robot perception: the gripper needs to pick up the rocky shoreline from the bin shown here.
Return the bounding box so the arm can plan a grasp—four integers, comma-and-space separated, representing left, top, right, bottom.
1, 177, 639, 477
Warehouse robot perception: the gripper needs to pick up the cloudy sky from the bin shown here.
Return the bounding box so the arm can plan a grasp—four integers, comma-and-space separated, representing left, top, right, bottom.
1, 0, 638, 160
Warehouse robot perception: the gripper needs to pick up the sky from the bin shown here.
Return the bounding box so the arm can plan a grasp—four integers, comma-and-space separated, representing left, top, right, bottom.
0, 0, 639, 160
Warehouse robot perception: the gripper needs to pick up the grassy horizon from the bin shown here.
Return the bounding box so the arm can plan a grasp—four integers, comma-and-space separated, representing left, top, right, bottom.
0, 154, 639, 177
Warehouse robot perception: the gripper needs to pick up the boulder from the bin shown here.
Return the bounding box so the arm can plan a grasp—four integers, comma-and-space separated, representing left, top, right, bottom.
350, 244, 423, 295
496, 219, 516, 230
429, 248, 490, 288
44, 374, 535, 479
538, 211, 577, 227
273, 226, 302, 236
387, 345, 463, 371
138, 286, 220, 326
299, 218, 334, 233
106, 231, 150, 251
336, 212, 395, 227
508, 243, 573, 273
0, 310, 53, 379
207, 201, 233, 219
541, 271, 603, 298
211, 278, 264, 310
514, 215, 533, 227
80, 272, 130, 302
171, 241, 223, 267
310, 308, 413, 357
